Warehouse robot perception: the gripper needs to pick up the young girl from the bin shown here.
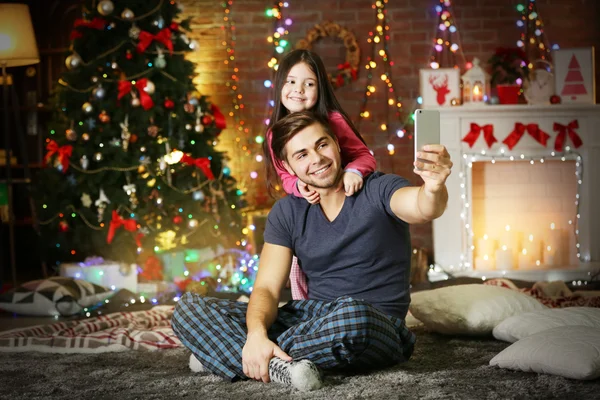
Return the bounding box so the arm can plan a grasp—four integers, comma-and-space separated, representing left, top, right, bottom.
263, 49, 376, 299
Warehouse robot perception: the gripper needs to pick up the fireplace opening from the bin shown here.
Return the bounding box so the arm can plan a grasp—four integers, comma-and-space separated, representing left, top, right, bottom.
471, 159, 578, 271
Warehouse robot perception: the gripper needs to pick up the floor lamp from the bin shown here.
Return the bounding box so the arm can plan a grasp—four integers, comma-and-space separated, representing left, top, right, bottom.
0, 3, 41, 287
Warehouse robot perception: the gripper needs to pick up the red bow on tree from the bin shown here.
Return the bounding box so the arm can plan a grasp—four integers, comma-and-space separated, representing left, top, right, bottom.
44, 140, 73, 172
106, 210, 138, 244
210, 104, 227, 130
462, 123, 497, 148
136, 28, 173, 54
70, 17, 106, 40
502, 122, 550, 150
118, 78, 154, 110
553, 120, 583, 152
181, 154, 215, 180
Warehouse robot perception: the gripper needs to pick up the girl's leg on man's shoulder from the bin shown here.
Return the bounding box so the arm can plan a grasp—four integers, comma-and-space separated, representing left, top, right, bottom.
171, 292, 248, 380
276, 296, 415, 371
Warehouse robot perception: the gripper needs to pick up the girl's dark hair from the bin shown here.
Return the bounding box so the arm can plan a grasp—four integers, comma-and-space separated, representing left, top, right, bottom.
262, 49, 366, 196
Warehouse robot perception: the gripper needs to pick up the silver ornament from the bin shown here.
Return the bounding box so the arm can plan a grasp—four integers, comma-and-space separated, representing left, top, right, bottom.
153, 16, 165, 29
188, 97, 199, 106
91, 76, 99, 83
65, 54, 82, 70
143, 80, 155, 95
97, 0, 114, 16
195, 124, 203, 133
185, 124, 192, 130
80, 155, 89, 170
154, 54, 166, 69
94, 152, 103, 161
131, 97, 141, 107
189, 40, 199, 51
193, 191, 205, 201
121, 8, 134, 21
93, 85, 106, 100
82, 102, 93, 114
129, 24, 141, 40
111, 61, 118, 69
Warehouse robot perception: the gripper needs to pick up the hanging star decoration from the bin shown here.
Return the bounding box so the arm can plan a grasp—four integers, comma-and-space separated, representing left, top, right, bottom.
81, 192, 92, 208
86, 117, 96, 130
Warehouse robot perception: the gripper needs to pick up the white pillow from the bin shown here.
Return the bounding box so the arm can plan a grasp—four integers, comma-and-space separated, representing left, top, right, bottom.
409, 284, 546, 335
493, 307, 600, 343
0, 277, 114, 317
490, 326, 600, 380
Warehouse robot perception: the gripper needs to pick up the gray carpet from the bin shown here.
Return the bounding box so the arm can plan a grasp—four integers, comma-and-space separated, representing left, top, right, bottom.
1, 326, 598, 400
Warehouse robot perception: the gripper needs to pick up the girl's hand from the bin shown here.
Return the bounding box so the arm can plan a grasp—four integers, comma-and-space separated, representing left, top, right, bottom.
340, 171, 363, 196
298, 180, 320, 204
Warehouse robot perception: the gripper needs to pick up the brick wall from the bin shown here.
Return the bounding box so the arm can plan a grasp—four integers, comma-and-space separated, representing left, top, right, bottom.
181, 0, 599, 251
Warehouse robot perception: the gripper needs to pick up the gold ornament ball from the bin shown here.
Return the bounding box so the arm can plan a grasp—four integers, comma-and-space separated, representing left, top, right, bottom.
121, 8, 135, 20
82, 102, 93, 114
450, 97, 462, 106
188, 219, 199, 228
94, 152, 103, 161
65, 129, 77, 141
82, 133, 90, 141
185, 124, 192, 130
65, 54, 82, 70
195, 124, 204, 133
147, 125, 159, 137
129, 25, 141, 40
97, 0, 114, 16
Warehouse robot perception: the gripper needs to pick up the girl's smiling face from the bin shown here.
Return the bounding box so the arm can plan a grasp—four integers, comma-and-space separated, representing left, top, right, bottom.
281, 62, 318, 113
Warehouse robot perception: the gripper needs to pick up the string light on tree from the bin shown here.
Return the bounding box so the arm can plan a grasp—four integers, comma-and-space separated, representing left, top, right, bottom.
516, 1, 553, 68
263, 1, 292, 126
357, 0, 406, 156
429, 0, 466, 70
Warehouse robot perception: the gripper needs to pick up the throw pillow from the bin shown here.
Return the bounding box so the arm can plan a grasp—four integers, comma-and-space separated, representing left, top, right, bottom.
493, 307, 600, 342
409, 284, 547, 335
0, 277, 113, 317
490, 326, 600, 380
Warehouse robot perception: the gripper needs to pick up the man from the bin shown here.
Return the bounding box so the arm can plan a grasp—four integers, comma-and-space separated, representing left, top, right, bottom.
172, 111, 452, 391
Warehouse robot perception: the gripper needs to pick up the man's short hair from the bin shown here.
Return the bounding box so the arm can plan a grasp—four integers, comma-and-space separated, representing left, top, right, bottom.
270, 111, 335, 164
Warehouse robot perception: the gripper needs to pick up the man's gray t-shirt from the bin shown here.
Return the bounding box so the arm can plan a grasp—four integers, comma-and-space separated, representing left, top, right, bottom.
263, 172, 412, 319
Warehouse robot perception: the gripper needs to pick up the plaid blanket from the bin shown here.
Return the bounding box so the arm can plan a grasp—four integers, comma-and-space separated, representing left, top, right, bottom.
0, 306, 181, 353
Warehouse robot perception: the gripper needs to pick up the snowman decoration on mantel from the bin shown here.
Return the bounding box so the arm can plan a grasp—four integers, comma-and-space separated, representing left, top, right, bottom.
523, 60, 556, 105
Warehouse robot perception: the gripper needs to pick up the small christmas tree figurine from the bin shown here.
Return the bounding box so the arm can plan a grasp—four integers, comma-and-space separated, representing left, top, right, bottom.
36, 0, 246, 266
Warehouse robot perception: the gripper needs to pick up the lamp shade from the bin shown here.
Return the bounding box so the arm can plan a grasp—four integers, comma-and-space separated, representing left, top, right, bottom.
0, 4, 39, 67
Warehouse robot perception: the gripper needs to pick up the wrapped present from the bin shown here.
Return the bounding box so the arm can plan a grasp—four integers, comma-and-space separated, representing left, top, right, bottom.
60, 257, 138, 293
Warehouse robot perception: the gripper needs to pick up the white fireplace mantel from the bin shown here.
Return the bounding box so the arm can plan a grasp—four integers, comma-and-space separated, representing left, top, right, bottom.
427, 103, 600, 281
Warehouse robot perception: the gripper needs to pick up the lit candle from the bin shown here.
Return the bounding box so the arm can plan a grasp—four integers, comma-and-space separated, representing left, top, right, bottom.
475, 253, 495, 270
495, 245, 514, 270
544, 222, 563, 266
524, 234, 542, 262
499, 225, 519, 255
476, 234, 496, 259
518, 248, 534, 270
472, 84, 483, 102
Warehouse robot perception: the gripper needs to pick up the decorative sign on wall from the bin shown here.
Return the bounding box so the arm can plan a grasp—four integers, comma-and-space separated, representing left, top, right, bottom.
553, 47, 596, 104
419, 68, 461, 107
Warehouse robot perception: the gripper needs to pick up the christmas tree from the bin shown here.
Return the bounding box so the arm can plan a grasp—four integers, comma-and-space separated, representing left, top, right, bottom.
428, 0, 465, 70
35, 0, 247, 274
516, 0, 552, 68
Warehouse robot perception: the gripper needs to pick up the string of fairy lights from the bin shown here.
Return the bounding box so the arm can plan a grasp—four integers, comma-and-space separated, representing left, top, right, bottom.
356, 0, 406, 156
455, 147, 586, 275
263, 1, 292, 127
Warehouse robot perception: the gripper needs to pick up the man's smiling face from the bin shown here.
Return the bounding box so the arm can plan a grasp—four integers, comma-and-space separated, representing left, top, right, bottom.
280, 62, 318, 113
282, 122, 343, 189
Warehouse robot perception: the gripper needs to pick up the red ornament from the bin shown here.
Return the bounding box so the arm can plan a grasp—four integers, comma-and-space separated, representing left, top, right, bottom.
129, 134, 138, 143
99, 110, 110, 123
173, 215, 183, 224
201, 115, 213, 125
58, 220, 69, 232
550, 95, 561, 104
126, 50, 133, 60
164, 98, 175, 109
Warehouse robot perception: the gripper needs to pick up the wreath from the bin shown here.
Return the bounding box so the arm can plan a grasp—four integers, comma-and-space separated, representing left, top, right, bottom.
296, 21, 360, 89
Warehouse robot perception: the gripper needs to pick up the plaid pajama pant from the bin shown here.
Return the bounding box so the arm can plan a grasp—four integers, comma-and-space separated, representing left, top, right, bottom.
171, 292, 416, 381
